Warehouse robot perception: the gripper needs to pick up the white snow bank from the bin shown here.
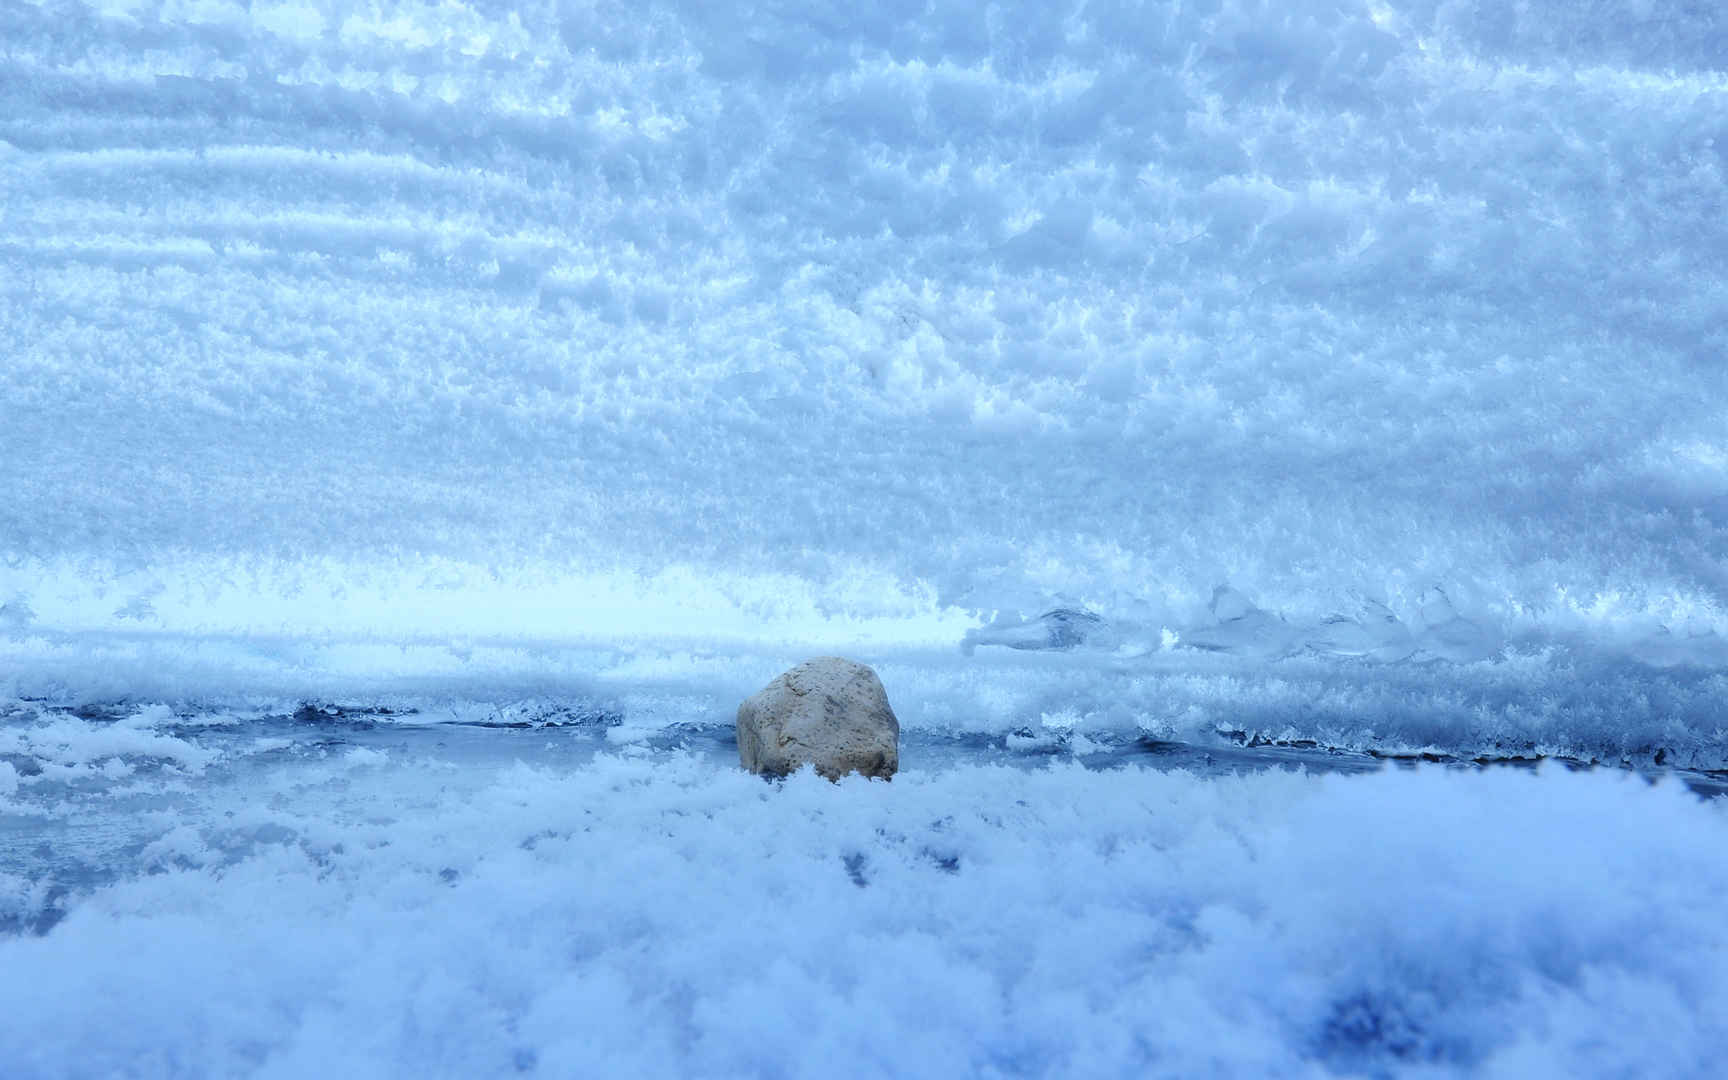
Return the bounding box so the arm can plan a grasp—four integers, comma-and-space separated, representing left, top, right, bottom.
1, 757, 1723, 1077
5, 0, 1728, 662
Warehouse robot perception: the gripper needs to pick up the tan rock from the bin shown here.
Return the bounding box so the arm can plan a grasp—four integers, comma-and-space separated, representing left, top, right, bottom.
736, 657, 899, 780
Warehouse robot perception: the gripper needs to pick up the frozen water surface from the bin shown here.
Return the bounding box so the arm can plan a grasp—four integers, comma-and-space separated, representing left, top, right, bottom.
5, 0, 1728, 1074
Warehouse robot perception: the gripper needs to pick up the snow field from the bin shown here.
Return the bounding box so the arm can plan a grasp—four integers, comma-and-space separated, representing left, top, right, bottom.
2, 753, 1725, 1078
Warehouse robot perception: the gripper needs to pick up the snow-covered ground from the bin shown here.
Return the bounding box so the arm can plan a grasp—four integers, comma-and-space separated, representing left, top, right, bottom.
6, 717, 1727, 1078
4, 0, 1728, 1074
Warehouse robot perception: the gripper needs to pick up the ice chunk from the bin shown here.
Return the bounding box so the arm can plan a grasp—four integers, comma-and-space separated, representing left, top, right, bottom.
1208, 585, 1258, 624
1307, 597, 1417, 662
1182, 586, 1298, 659
961, 608, 1107, 654
1414, 587, 1497, 663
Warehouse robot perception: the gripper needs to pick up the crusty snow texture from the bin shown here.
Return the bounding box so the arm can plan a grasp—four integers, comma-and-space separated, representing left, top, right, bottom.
3, 754, 1726, 1079
2, 0, 1726, 663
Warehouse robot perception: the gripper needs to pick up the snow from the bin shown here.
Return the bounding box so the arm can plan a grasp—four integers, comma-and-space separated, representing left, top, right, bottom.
3, 748, 1726, 1077
5, 0, 1728, 1073
5, 0, 1725, 663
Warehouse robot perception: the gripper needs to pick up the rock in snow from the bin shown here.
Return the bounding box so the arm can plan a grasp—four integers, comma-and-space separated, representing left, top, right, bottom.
736, 657, 899, 780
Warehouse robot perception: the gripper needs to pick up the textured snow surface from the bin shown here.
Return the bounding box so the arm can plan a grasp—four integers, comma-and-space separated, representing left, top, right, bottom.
4, 0, 1726, 656
4, 0, 1728, 762
4, 746, 1727, 1079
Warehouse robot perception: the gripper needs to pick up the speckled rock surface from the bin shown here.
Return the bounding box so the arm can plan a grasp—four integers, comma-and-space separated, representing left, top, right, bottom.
736, 657, 899, 780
